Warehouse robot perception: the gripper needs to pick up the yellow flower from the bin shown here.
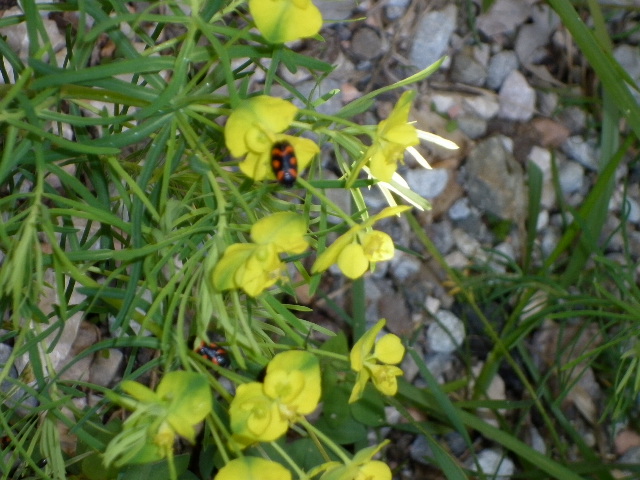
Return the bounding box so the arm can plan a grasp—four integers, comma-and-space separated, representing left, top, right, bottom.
249, 0, 322, 44
263, 350, 321, 416
318, 442, 392, 480
224, 95, 319, 182
366, 91, 419, 182
229, 351, 321, 448
312, 206, 410, 279
349, 319, 405, 403
104, 372, 212, 467
214, 457, 292, 480
229, 382, 289, 448
212, 212, 308, 296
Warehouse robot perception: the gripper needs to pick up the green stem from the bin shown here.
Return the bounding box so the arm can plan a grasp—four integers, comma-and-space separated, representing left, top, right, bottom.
269, 441, 309, 479
295, 177, 356, 226
297, 417, 350, 464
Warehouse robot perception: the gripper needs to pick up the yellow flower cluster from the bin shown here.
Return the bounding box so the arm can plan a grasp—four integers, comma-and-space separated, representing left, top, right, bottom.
212, 212, 308, 297
349, 319, 405, 403
312, 206, 410, 279
228, 350, 321, 449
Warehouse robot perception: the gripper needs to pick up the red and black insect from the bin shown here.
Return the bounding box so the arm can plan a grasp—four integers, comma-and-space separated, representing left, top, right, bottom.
195, 341, 230, 368
271, 140, 298, 187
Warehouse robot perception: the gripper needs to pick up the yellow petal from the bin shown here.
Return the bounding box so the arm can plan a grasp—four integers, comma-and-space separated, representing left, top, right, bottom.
337, 242, 369, 279
238, 150, 274, 182
368, 147, 398, 183
264, 351, 321, 415
229, 383, 288, 445
212, 243, 256, 291
370, 364, 403, 396
249, 0, 322, 44
357, 461, 392, 480
348, 369, 370, 404
311, 226, 359, 273
215, 457, 292, 480
360, 230, 395, 262
285, 135, 320, 171
385, 123, 419, 147
235, 244, 282, 296
350, 319, 386, 372
374, 334, 405, 364
225, 96, 298, 157
251, 212, 308, 254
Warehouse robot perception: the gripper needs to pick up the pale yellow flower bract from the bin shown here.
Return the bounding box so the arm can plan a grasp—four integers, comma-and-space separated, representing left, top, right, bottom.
249, 0, 323, 44
214, 457, 292, 480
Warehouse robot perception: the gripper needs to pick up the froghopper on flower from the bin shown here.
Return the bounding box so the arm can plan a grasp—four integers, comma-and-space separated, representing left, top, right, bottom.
224, 95, 319, 183
315, 441, 392, 480
249, 0, 323, 44
311, 205, 410, 280
229, 350, 321, 449
212, 212, 308, 296
349, 319, 405, 403
214, 456, 292, 480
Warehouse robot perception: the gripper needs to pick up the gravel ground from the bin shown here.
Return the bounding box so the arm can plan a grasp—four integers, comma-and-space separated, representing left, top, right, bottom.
3, 0, 640, 478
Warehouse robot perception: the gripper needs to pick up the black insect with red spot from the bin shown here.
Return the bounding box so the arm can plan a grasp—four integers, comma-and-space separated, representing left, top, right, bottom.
195, 341, 231, 368
271, 140, 298, 187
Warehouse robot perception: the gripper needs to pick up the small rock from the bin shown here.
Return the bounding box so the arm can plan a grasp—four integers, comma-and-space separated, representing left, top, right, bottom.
457, 116, 488, 139
385, 0, 410, 20
528, 425, 547, 454
409, 435, 432, 465
452, 228, 482, 259
615, 429, 640, 456
409, 5, 457, 71
448, 198, 471, 220
536, 209, 549, 231
537, 91, 559, 117
558, 161, 585, 195
463, 95, 500, 120
614, 45, 640, 102
350, 27, 384, 61
316, 0, 355, 23
405, 168, 449, 199
486, 50, 519, 90
557, 105, 588, 134
450, 51, 487, 87
561, 136, 598, 170
427, 310, 465, 353
477, 0, 531, 37
90, 349, 124, 387
430, 93, 460, 116
531, 117, 570, 147
377, 284, 412, 335
468, 449, 515, 479
489, 242, 516, 272
426, 220, 455, 255
424, 296, 441, 315
527, 146, 556, 209
498, 70, 536, 121
389, 251, 422, 282
622, 197, 640, 224
515, 23, 550, 65
465, 136, 528, 221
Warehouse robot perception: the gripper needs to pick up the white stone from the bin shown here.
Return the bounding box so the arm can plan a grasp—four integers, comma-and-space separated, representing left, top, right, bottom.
498, 70, 536, 121
427, 310, 465, 353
